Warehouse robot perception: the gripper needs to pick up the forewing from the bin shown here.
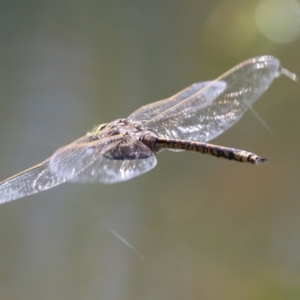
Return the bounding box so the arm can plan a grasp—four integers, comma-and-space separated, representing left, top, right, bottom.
145, 56, 281, 142
0, 159, 59, 204
128, 81, 219, 122
71, 137, 157, 184
0, 135, 122, 204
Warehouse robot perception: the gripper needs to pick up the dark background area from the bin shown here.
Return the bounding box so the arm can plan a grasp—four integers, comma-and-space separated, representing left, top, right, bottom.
0, 0, 300, 299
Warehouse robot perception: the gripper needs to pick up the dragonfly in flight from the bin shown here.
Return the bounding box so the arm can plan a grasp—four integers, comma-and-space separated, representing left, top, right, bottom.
0, 56, 296, 204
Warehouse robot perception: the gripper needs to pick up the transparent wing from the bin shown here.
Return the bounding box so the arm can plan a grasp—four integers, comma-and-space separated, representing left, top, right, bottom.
71, 154, 157, 184
144, 56, 282, 142
128, 81, 220, 122
71, 136, 157, 184
0, 159, 59, 204
48, 135, 123, 180
0, 135, 122, 204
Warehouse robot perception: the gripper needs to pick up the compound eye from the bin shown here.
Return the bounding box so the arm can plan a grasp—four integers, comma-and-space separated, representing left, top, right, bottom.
91, 123, 108, 134
98, 124, 107, 131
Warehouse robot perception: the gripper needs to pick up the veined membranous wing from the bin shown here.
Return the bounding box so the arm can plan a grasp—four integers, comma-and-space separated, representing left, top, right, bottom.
129, 56, 289, 142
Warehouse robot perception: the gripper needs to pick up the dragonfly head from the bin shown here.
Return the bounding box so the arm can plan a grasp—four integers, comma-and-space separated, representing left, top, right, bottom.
89, 123, 108, 135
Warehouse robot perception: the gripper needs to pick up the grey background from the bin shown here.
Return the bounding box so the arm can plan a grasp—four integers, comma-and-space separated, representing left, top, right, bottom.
0, 1, 299, 299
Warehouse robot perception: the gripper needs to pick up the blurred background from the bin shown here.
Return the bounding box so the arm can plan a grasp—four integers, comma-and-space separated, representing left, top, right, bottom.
0, 0, 300, 299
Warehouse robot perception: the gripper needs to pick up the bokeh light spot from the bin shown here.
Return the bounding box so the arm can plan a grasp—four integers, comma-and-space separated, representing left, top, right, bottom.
255, 0, 300, 43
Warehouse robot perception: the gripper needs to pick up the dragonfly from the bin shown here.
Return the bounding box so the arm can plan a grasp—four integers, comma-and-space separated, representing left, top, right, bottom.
0, 55, 296, 204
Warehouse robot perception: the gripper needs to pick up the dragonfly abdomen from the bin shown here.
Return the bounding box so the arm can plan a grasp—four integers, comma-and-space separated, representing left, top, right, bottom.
153, 136, 267, 164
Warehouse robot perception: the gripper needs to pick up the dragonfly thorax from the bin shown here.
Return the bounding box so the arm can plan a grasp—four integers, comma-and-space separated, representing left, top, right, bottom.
106, 119, 145, 135
90, 119, 147, 139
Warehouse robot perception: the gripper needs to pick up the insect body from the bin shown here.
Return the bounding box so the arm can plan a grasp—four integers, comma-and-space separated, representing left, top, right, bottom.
0, 56, 295, 204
